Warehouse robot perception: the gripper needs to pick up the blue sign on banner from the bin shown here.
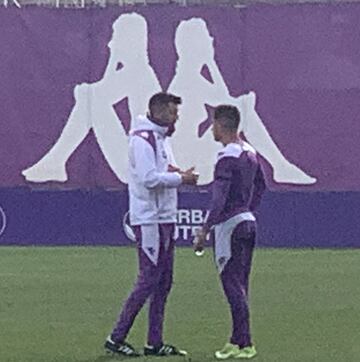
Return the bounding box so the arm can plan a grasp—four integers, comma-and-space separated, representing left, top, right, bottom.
0, 188, 360, 248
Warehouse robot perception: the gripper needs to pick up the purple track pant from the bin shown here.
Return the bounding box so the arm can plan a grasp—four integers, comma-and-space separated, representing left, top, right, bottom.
219, 221, 256, 348
111, 223, 175, 347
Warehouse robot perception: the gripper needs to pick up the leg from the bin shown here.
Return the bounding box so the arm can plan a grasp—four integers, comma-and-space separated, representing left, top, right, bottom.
239, 92, 316, 185
111, 226, 162, 343
220, 222, 256, 348
22, 83, 92, 182
91, 99, 128, 183
147, 224, 175, 346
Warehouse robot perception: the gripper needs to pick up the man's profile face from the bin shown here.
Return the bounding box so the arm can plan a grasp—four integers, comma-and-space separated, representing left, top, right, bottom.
160, 102, 179, 126
212, 119, 222, 142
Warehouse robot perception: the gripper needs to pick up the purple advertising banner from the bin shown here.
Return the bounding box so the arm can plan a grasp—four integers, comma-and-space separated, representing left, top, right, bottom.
0, 4, 359, 190
1, 4, 360, 247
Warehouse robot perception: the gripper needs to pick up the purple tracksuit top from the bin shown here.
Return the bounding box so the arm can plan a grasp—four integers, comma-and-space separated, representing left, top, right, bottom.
204, 142, 266, 232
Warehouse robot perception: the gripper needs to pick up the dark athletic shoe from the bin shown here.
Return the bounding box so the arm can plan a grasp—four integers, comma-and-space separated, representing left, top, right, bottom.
104, 336, 141, 357
144, 343, 188, 356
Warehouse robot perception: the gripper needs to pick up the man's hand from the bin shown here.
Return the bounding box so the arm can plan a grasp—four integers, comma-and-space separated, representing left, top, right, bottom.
180, 167, 199, 185
168, 164, 181, 173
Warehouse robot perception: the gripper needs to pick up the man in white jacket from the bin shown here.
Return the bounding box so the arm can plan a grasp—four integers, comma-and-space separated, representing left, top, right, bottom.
105, 93, 198, 357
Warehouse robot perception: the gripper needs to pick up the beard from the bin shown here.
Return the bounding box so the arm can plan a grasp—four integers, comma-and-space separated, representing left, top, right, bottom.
166, 124, 176, 137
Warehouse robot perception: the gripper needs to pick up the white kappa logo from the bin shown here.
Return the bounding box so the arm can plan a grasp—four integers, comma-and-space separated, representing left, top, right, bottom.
0, 206, 7, 237
122, 211, 136, 242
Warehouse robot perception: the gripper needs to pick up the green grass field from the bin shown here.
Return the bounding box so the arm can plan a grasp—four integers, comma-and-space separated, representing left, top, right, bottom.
0, 247, 359, 362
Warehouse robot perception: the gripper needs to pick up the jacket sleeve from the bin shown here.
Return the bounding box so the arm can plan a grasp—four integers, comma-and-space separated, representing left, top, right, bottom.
203, 158, 232, 232
249, 161, 266, 211
163, 138, 178, 168
129, 136, 182, 189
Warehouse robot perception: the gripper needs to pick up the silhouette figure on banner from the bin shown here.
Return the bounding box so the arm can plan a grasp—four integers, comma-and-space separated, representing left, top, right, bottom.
169, 18, 316, 185
22, 15, 316, 186
22, 13, 161, 184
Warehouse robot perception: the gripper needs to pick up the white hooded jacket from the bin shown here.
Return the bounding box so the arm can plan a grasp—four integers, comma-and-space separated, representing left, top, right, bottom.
128, 115, 182, 225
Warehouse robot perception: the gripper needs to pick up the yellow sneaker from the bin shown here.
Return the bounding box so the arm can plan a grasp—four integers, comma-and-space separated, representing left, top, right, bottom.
215, 343, 241, 360
236, 345, 257, 359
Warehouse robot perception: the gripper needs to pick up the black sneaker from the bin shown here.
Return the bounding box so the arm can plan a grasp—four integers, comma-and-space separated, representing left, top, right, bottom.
104, 336, 141, 357
144, 343, 188, 356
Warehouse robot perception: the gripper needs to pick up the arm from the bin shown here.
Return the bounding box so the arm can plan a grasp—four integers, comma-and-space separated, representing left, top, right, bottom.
130, 136, 182, 189
103, 50, 121, 79
205, 59, 231, 102
164, 138, 178, 169
204, 59, 244, 107
193, 158, 232, 251
249, 162, 266, 211
203, 158, 232, 233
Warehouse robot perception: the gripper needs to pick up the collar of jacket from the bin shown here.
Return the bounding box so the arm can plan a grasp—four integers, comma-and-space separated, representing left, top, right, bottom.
131, 115, 168, 138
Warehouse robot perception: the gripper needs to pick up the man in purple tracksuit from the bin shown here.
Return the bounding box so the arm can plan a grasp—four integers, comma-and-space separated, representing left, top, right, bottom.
105, 93, 198, 357
194, 105, 266, 360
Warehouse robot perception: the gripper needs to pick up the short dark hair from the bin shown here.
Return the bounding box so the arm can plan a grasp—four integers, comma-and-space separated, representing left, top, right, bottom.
214, 105, 240, 131
149, 92, 182, 114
